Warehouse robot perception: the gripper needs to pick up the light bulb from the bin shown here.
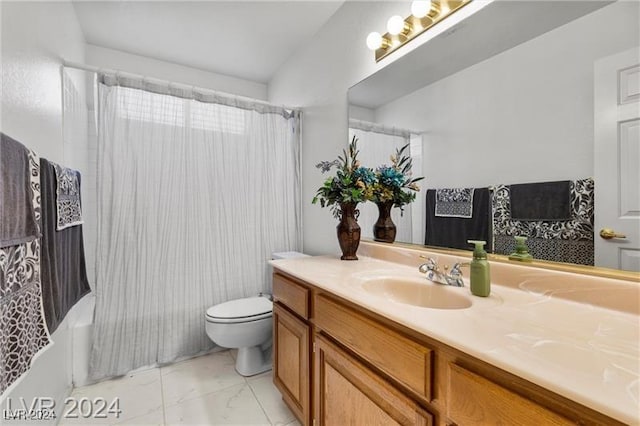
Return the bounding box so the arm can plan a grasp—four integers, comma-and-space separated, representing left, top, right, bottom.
366, 32, 383, 50
387, 15, 406, 35
411, 1, 432, 18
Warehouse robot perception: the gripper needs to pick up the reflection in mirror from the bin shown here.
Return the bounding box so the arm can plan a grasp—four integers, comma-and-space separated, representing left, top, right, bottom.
348, 119, 424, 245
348, 1, 640, 272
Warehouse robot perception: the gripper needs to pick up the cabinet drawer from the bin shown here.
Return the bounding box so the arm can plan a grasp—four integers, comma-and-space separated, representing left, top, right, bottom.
273, 273, 310, 319
447, 363, 571, 425
314, 294, 433, 401
315, 334, 433, 426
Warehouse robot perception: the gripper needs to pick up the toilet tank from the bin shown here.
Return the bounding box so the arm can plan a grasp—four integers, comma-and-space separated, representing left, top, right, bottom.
271, 251, 309, 260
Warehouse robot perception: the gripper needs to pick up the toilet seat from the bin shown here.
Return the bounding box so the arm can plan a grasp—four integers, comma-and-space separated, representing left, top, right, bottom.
206, 296, 272, 324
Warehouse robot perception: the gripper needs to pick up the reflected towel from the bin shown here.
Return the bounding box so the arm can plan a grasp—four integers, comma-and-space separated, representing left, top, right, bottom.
426, 188, 492, 251
435, 188, 475, 218
510, 180, 571, 221
0, 133, 39, 247
52, 162, 83, 230
491, 178, 594, 265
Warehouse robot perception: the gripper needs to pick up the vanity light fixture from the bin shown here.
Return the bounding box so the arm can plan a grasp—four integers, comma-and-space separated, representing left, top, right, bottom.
411, 1, 432, 18
367, 0, 472, 62
387, 15, 411, 36
366, 32, 390, 51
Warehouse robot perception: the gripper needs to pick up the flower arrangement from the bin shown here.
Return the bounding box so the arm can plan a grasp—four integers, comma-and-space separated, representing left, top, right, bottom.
365, 143, 424, 213
312, 136, 375, 218
312, 137, 424, 254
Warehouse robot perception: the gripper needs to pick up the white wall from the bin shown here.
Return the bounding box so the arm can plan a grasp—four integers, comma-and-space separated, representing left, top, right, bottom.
1, 1, 87, 420
348, 105, 375, 122
375, 1, 639, 189
1, 1, 86, 162
86, 44, 268, 101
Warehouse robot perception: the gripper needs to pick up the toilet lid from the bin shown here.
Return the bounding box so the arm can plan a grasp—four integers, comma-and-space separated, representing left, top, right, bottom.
206, 296, 272, 320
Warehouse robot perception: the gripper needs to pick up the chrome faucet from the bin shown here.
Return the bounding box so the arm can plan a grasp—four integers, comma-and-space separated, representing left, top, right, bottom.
418, 257, 468, 287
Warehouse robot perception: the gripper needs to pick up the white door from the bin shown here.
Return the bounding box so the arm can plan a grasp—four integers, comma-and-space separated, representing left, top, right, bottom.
594, 47, 640, 272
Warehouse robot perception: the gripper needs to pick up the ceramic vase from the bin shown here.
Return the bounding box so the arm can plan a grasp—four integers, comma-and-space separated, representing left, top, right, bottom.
373, 201, 396, 243
337, 202, 360, 260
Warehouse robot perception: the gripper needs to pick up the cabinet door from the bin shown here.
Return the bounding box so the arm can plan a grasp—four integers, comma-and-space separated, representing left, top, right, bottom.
273, 302, 310, 425
314, 335, 432, 426
447, 363, 571, 425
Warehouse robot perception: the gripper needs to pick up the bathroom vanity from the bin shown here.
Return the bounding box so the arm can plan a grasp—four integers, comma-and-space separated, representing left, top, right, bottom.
270, 242, 639, 426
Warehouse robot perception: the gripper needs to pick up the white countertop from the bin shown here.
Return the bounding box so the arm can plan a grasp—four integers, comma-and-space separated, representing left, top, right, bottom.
270, 255, 640, 425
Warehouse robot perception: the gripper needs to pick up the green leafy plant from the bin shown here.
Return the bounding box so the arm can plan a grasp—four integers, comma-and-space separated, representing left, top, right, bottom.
312, 136, 375, 218
365, 143, 424, 214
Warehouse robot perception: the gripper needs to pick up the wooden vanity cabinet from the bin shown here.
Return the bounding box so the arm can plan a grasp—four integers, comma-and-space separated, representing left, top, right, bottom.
273, 274, 311, 425
272, 271, 624, 426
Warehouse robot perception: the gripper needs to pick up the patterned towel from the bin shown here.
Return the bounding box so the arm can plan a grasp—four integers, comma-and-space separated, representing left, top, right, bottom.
53, 163, 83, 230
435, 188, 475, 218
491, 178, 594, 265
0, 149, 52, 397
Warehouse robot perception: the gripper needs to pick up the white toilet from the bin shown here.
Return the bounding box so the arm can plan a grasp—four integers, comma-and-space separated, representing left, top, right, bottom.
205, 296, 274, 376
205, 251, 308, 376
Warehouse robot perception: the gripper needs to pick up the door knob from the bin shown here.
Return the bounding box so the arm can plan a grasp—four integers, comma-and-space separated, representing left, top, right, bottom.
599, 228, 627, 240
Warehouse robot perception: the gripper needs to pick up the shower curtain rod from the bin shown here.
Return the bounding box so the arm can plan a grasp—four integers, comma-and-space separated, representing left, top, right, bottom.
62, 59, 299, 112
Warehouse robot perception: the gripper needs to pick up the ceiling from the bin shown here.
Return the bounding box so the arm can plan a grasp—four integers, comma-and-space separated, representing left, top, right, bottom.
72, 1, 344, 84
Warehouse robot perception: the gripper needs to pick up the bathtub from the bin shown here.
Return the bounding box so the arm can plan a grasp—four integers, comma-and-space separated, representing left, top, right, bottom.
67, 293, 96, 387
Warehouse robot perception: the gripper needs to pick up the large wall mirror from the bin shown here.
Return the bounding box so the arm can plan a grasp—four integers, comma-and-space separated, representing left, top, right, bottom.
349, 0, 640, 272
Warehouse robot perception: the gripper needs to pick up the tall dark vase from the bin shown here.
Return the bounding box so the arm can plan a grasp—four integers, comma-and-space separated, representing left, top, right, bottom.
337, 202, 360, 260
373, 201, 396, 243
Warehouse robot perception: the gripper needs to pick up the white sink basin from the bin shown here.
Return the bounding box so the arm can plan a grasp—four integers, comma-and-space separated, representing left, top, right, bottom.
362, 277, 472, 310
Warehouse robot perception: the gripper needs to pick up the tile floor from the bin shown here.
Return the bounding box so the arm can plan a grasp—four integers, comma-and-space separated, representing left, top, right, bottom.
59, 350, 299, 426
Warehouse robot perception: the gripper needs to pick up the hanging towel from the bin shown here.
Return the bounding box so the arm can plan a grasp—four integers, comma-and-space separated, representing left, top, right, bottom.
426, 188, 492, 251
0, 148, 52, 398
39, 158, 91, 334
510, 180, 571, 220
435, 187, 475, 218
0, 133, 39, 248
52, 162, 83, 230
491, 178, 594, 265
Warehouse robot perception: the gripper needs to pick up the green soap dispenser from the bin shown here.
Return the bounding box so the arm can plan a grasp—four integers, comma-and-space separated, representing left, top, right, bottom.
509, 236, 533, 262
467, 240, 490, 297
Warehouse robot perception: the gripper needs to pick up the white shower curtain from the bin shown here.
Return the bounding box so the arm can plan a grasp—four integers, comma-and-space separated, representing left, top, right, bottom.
90, 79, 301, 379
